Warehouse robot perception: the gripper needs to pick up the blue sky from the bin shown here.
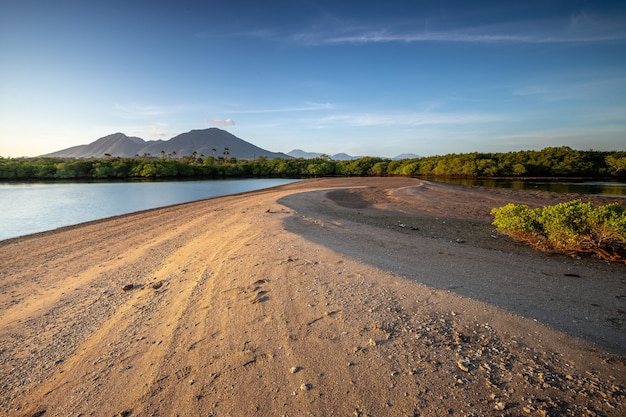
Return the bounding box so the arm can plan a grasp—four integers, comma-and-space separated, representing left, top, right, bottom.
1, 0, 625, 157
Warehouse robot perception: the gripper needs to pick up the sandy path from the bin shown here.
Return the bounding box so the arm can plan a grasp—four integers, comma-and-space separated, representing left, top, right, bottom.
1, 178, 624, 417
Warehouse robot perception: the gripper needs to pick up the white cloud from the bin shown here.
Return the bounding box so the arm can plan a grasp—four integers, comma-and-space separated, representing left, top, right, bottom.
150, 125, 169, 137
207, 117, 236, 126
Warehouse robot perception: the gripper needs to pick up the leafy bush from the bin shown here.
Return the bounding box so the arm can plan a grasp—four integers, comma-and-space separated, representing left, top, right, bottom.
491, 200, 626, 263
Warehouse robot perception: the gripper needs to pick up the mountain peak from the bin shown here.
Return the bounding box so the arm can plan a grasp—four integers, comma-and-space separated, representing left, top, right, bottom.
41, 128, 289, 160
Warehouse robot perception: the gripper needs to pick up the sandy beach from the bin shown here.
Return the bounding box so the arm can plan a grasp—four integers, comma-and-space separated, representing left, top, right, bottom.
1, 177, 625, 416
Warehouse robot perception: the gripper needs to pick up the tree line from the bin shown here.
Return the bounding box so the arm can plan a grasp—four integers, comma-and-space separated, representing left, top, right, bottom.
1, 146, 625, 180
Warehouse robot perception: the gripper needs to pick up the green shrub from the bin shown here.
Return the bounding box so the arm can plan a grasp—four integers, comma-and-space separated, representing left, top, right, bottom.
491, 200, 626, 263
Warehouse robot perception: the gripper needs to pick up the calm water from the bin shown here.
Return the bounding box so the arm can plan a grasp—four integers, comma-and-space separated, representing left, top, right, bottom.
433, 178, 626, 198
0, 179, 298, 241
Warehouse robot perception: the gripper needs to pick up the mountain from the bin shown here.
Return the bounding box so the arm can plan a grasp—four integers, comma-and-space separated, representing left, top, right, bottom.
137, 129, 289, 160
392, 153, 420, 160
286, 149, 361, 160
332, 153, 361, 161
286, 149, 421, 160
43, 133, 146, 158
42, 128, 290, 160
287, 149, 323, 159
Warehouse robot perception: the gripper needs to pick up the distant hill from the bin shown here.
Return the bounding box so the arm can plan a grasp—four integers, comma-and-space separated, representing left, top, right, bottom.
392, 153, 420, 160
43, 133, 147, 158
287, 149, 420, 160
287, 149, 323, 159
286, 149, 361, 161
42, 128, 291, 160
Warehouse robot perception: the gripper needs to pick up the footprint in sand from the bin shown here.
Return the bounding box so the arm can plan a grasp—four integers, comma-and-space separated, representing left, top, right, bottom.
223, 279, 270, 304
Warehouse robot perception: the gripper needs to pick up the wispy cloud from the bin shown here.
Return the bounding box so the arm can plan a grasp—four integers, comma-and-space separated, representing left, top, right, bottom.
511, 76, 626, 102
114, 103, 184, 120
493, 124, 626, 151
206, 117, 236, 126
511, 86, 550, 97
230, 102, 335, 114
150, 125, 169, 137
320, 28, 626, 45
291, 14, 626, 46
315, 111, 502, 128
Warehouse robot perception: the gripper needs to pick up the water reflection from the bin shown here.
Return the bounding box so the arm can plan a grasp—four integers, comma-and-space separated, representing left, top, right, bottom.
0, 178, 298, 241
431, 178, 626, 198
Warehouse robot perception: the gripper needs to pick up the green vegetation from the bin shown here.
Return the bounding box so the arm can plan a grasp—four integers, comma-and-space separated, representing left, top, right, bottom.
1, 146, 625, 180
491, 200, 626, 263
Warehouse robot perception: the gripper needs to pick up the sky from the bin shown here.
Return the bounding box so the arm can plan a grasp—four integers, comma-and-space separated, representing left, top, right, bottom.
1, 0, 626, 158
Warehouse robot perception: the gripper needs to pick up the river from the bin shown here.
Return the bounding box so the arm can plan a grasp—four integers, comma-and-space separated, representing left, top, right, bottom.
432, 178, 626, 198
2, 177, 625, 242
0, 178, 298, 241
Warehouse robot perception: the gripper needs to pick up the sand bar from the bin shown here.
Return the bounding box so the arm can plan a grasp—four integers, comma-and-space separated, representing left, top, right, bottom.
1, 177, 624, 416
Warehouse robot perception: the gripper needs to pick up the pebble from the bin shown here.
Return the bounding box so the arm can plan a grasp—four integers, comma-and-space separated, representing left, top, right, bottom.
494, 402, 506, 411
300, 383, 312, 391
457, 360, 470, 372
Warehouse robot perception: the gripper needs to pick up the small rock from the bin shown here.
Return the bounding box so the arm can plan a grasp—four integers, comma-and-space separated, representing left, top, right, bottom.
457, 360, 470, 372
121, 284, 134, 291
290, 366, 300, 374
152, 281, 163, 289
300, 383, 312, 391
494, 402, 506, 411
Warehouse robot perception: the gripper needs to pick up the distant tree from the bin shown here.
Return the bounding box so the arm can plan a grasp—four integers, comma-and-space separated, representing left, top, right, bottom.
606, 155, 626, 174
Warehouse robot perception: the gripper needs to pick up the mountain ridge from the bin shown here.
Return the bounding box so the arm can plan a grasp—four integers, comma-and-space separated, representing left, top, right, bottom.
42, 128, 290, 160
40, 128, 420, 160
286, 149, 419, 160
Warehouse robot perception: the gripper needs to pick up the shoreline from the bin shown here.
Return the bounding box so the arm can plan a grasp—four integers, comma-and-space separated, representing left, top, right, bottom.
1, 177, 624, 416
